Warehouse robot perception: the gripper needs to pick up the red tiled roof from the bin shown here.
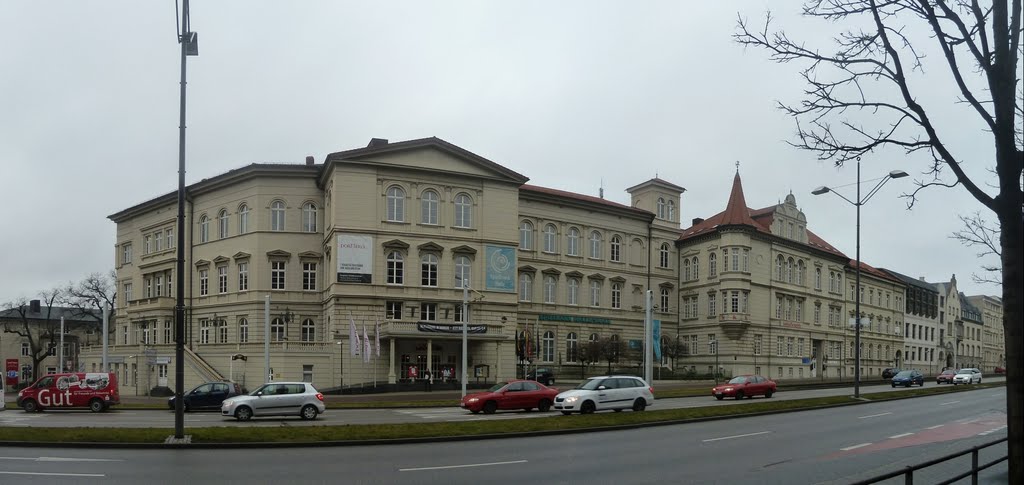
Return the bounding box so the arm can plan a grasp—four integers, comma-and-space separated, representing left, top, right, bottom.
520, 184, 652, 216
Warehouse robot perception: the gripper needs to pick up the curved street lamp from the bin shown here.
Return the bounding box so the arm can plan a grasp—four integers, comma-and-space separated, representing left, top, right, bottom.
812, 158, 908, 399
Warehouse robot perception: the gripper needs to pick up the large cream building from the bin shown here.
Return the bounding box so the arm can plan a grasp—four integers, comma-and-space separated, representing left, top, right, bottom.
968, 294, 1005, 372
880, 269, 942, 375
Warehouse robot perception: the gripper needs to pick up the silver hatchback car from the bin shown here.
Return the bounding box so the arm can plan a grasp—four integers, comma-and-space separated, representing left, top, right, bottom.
221, 382, 325, 421
554, 375, 654, 414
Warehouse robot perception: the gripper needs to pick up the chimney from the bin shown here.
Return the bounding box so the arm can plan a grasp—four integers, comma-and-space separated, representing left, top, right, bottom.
305, 156, 314, 166
692, 217, 705, 226
367, 138, 389, 148
30, 299, 41, 313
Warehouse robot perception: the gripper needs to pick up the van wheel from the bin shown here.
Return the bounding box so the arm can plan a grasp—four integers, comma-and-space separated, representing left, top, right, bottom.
538, 399, 552, 412
234, 406, 253, 421
632, 398, 647, 412
483, 401, 498, 415
581, 401, 596, 414
22, 400, 39, 413
300, 405, 318, 420
89, 399, 106, 413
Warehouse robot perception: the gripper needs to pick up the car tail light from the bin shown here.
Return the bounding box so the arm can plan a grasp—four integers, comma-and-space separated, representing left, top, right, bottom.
649, 386, 655, 394
316, 393, 324, 401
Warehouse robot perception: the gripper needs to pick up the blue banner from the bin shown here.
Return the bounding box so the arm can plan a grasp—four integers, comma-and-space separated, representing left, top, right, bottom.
485, 245, 516, 292
653, 319, 662, 360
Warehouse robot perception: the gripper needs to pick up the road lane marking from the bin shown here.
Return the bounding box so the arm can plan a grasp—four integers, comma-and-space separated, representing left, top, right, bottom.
841, 443, 872, 451
858, 412, 892, 419
0, 457, 123, 462
400, 460, 527, 471
889, 433, 913, 439
0, 471, 105, 477
926, 425, 944, 429
940, 401, 960, 406
702, 431, 771, 442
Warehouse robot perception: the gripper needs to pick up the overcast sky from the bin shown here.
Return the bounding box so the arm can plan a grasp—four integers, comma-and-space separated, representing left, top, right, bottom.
1, 1, 1006, 303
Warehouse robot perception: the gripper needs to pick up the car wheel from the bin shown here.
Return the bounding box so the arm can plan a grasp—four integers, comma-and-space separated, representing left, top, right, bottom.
580, 401, 596, 414
234, 406, 253, 421
22, 399, 38, 413
469, 409, 479, 414
183, 401, 191, 413
891, 383, 896, 388
735, 391, 745, 400
715, 395, 724, 401
977, 378, 982, 384
905, 383, 912, 388
561, 411, 573, 416
89, 399, 105, 413
538, 399, 552, 412
632, 398, 647, 412
483, 401, 498, 415
765, 389, 774, 398
300, 405, 319, 420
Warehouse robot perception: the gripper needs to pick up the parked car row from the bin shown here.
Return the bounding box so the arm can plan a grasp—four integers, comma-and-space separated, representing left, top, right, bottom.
460, 375, 655, 416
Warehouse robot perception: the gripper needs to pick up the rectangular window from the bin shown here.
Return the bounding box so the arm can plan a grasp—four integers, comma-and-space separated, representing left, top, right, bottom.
742, 249, 749, 272
123, 283, 133, 303
238, 262, 249, 291
302, 365, 314, 383
454, 304, 467, 323
219, 323, 229, 343
814, 304, 821, 324
271, 261, 286, 290
421, 303, 436, 321
787, 337, 795, 356
122, 244, 132, 264
708, 293, 716, 317
754, 334, 762, 355
164, 320, 172, 343
218, 266, 228, 294
730, 248, 739, 271
154, 274, 163, 297
797, 338, 804, 357
239, 320, 249, 343
303, 262, 317, 291
730, 291, 740, 313
708, 334, 717, 355
776, 336, 784, 356
199, 270, 209, 296
154, 233, 162, 251
166, 229, 173, 249
386, 301, 402, 320
200, 319, 210, 344
691, 335, 699, 355
144, 235, 152, 254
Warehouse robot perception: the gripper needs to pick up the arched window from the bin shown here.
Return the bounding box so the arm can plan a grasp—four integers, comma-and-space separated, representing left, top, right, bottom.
455, 255, 471, 288
611, 283, 622, 309
787, 258, 795, 283
660, 287, 670, 311
589, 231, 602, 259
815, 268, 822, 290
667, 200, 676, 220
454, 193, 472, 228
386, 251, 404, 285
543, 224, 557, 252
386, 186, 405, 222
542, 331, 555, 362
270, 200, 285, 231
520, 221, 534, 250
218, 209, 229, 239
566, 332, 578, 363
238, 318, 249, 343
301, 318, 315, 342
271, 318, 285, 342
543, 276, 556, 303
302, 202, 317, 232
421, 254, 438, 287
199, 215, 209, 243
590, 280, 601, 307
709, 253, 717, 277
420, 190, 439, 225
777, 255, 785, 280
567, 228, 580, 256
659, 243, 670, 268
610, 235, 622, 262
657, 197, 666, 219
692, 257, 699, 280
519, 273, 533, 302
837, 273, 842, 290
797, 261, 805, 286
683, 259, 691, 281
238, 204, 250, 234
567, 278, 579, 305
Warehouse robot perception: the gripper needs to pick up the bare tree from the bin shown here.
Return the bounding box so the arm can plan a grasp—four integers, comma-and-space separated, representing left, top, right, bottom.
1, 289, 64, 382
951, 212, 1002, 284
736, 1, 1022, 479
61, 271, 117, 346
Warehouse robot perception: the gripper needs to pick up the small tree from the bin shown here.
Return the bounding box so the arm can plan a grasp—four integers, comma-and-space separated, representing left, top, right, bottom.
1, 289, 64, 382
61, 271, 117, 346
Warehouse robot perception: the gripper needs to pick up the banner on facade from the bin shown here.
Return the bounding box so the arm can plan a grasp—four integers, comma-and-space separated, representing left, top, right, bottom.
485, 245, 515, 292
5, 359, 18, 386
417, 322, 488, 334
653, 319, 662, 360
337, 234, 373, 283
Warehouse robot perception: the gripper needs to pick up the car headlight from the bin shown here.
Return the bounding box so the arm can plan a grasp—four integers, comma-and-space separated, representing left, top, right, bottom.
467, 398, 479, 403
563, 396, 579, 404
222, 400, 234, 407
724, 387, 733, 392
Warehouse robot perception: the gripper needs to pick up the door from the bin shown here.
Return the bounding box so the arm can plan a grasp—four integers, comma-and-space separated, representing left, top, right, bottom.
209, 383, 229, 408
594, 378, 621, 410
189, 384, 214, 408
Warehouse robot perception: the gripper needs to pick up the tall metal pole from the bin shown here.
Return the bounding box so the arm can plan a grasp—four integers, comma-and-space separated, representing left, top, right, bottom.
854, 159, 862, 399
461, 282, 468, 399
264, 295, 271, 382
59, 317, 65, 373
173, 0, 195, 439
644, 290, 653, 384
101, 307, 109, 372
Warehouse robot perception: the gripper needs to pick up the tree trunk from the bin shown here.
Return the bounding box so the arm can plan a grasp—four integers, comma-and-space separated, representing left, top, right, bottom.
999, 201, 1022, 482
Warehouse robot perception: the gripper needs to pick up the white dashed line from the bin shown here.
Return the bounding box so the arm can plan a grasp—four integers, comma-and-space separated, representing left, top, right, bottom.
841, 443, 872, 451
702, 431, 772, 442
0, 472, 105, 477
858, 412, 892, 419
940, 401, 960, 406
926, 424, 944, 429
400, 460, 527, 471
889, 433, 913, 439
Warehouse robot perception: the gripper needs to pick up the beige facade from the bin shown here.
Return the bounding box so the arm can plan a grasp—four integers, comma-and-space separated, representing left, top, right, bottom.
968, 294, 1005, 372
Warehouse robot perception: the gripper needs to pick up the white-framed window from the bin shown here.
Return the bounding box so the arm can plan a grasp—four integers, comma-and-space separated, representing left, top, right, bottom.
219, 209, 229, 239
123, 282, 133, 303
567, 228, 580, 256
199, 269, 209, 296
708, 334, 717, 355
165, 229, 173, 249
387, 251, 404, 285
301, 319, 315, 342
200, 319, 210, 344
589, 231, 602, 259
777, 336, 785, 356
684, 259, 691, 281
660, 287, 670, 312
421, 254, 438, 287
787, 337, 795, 356
21, 342, 29, 356
386, 186, 405, 222
386, 301, 402, 320
589, 280, 601, 307
659, 243, 670, 268
239, 318, 249, 343
271, 318, 285, 342
217, 266, 228, 294
731, 248, 740, 271
667, 200, 675, 220
656, 197, 666, 219
566, 332, 578, 363
121, 243, 132, 264
691, 257, 699, 280
454, 255, 471, 288
542, 331, 555, 362
218, 321, 228, 343
611, 283, 622, 309
155, 274, 163, 297
519, 273, 533, 302
420, 303, 436, 321
544, 276, 556, 304
303, 262, 317, 291
271, 261, 286, 290
754, 334, 762, 355
454, 193, 472, 228
543, 224, 557, 253
567, 278, 580, 305
199, 216, 209, 243
420, 190, 439, 225
154, 232, 162, 251
144, 234, 152, 254
708, 292, 717, 317
797, 261, 805, 285
163, 319, 171, 344
815, 267, 822, 290
270, 200, 286, 231
238, 204, 250, 234
238, 262, 249, 291
302, 202, 317, 232
454, 303, 467, 323
708, 252, 717, 277
610, 235, 622, 262
814, 303, 821, 324
730, 290, 741, 313
520, 221, 534, 250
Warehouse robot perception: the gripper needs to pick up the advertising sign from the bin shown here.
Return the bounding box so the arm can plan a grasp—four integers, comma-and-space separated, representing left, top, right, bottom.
5, 359, 18, 386
337, 234, 373, 283
485, 245, 515, 291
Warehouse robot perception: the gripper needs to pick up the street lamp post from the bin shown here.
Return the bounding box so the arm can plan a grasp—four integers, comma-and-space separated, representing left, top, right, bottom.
812, 158, 907, 399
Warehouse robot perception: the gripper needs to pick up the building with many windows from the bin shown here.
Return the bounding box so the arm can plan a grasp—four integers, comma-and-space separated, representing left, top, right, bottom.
880, 269, 942, 375
967, 294, 1005, 372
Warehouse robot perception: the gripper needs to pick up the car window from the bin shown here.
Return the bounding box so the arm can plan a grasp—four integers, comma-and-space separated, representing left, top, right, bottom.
728, 376, 748, 384
599, 379, 617, 389
194, 384, 212, 394
288, 384, 305, 394
577, 379, 603, 390
214, 383, 227, 393
37, 376, 54, 388
506, 382, 524, 392
522, 381, 540, 391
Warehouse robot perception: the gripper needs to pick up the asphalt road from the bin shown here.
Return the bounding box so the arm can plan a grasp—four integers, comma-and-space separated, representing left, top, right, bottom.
0, 378, 1005, 428
0, 387, 1008, 484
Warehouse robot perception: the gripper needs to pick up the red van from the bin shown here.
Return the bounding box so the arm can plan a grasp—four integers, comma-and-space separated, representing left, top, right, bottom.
17, 372, 120, 412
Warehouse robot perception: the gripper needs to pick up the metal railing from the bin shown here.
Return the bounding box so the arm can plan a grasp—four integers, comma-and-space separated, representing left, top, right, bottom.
850, 436, 1007, 485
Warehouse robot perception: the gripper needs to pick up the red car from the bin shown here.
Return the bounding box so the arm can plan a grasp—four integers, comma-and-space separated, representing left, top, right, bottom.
460, 380, 559, 414
712, 375, 776, 400
936, 369, 957, 384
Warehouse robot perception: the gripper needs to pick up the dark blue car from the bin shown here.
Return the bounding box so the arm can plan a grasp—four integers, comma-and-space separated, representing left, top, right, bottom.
891, 370, 925, 387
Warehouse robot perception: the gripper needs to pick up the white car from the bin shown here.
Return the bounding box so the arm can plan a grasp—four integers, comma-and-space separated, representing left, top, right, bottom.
221, 382, 325, 421
952, 368, 982, 385
553, 375, 654, 415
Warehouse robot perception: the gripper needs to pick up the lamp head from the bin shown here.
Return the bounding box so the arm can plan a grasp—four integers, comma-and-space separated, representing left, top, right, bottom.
888, 170, 909, 179
811, 186, 831, 195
